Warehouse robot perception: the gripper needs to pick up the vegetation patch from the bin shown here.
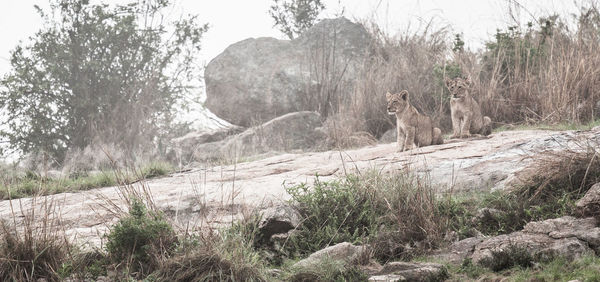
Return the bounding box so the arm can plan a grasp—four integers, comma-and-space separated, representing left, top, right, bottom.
105, 198, 177, 277
284, 171, 447, 262
0, 161, 174, 200
0, 208, 70, 281
155, 217, 268, 281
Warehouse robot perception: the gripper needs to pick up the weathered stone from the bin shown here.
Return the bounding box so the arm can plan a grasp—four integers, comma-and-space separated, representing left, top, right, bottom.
472, 216, 598, 264
368, 274, 406, 281
576, 183, 600, 217
373, 262, 447, 282
205, 17, 371, 126
434, 236, 484, 263
258, 205, 302, 240
192, 111, 327, 162
168, 125, 244, 163
293, 242, 369, 269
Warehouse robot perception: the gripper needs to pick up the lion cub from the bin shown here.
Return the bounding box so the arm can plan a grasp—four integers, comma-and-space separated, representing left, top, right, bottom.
386, 90, 443, 151
444, 77, 492, 138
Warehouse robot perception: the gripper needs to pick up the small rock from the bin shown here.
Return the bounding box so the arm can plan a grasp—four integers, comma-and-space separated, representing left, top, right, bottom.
368, 274, 406, 281
378, 262, 447, 282
575, 183, 600, 217
471, 207, 506, 225
258, 205, 302, 241
434, 236, 484, 263
293, 242, 369, 269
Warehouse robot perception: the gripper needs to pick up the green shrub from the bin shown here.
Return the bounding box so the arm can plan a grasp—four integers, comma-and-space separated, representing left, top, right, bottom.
285, 258, 368, 282
105, 198, 177, 276
285, 176, 381, 256
139, 161, 173, 179
285, 172, 447, 262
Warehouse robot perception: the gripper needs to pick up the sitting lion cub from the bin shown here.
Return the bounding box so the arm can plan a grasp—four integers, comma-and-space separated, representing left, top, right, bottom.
386, 90, 443, 151
444, 77, 492, 138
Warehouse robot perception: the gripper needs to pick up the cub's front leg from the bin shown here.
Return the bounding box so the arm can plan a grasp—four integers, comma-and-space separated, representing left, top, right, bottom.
403, 126, 416, 151
396, 124, 405, 152
460, 112, 473, 138
450, 111, 462, 139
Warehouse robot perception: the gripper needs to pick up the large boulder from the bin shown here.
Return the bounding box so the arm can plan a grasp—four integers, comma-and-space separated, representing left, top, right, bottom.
193, 111, 327, 162
205, 17, 372, 126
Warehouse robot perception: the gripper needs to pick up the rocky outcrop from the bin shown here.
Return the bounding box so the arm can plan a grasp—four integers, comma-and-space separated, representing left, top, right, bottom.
2, 129, 598, 248
205, 17, 371, 126
576, 183, 600, 217
192, 111, 327, 162
471, 216, 600, 264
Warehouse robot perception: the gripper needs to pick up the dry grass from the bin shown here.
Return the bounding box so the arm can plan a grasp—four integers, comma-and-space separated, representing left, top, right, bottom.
455, 6, 600, 127
341, 20, 451, 138
318, 5, 600, 146
0, 197, 71, 281
517, 146, 600, 204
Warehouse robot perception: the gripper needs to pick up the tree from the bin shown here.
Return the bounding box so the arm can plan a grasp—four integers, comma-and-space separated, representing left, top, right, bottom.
269, 0, 325, 39
0, 0, 208, 162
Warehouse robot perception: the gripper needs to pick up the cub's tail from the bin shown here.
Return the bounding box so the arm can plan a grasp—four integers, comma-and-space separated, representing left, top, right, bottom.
432, 127, 443, 145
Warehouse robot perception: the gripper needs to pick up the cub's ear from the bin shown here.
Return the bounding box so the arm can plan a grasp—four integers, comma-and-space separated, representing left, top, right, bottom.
385, 92, 392, 100
400, 90, 409, 101
465, 76, 473, 86
444, 77, 452, 86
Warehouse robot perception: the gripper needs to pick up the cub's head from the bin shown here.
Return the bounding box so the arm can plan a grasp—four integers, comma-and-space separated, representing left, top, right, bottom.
386, 90, 409, 115
444, 77, 472, 99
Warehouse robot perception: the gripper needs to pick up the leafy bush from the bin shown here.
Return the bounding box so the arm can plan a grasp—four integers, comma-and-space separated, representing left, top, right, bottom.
139, 161, 174, 179
105, 198, 177, 276
285, 171, 447, 262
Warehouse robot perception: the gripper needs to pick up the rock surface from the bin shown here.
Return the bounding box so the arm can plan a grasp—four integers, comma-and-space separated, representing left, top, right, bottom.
191, 111, 327, 162
471, 216, 600, 264
0, 129, 599, 248
293, 242, 369, 269
167, 125, 244, 164
205, 17, 371, 126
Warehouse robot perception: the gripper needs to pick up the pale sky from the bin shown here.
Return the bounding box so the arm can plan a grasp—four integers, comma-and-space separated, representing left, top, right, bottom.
0, 0, 583, 132
0, 0, 582, 76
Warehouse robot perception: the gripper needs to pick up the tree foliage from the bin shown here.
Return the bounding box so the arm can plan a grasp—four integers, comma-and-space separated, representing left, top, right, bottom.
269, 0, 325, 39
0, 0, 208, 162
